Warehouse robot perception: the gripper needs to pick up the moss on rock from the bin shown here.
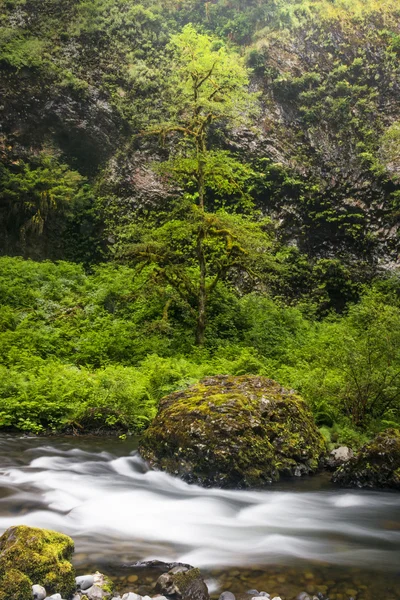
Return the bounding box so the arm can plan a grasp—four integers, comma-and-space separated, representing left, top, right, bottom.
0, 525, 75, 598
0, 568, 32, 600
332, 428, 400, 489
139, 375, 326, 487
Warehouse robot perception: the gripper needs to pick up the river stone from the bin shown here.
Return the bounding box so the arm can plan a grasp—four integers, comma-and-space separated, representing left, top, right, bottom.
139, 375, 326, 487
76, 575, 95, 590
220, 593, 236, 600
33, 584, 47, 600
332, 428, 400, 489
172, 568, 209, 600
0, 526, 75, 599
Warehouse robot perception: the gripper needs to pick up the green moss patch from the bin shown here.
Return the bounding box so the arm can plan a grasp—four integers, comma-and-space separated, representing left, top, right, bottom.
0, 525, 75, 598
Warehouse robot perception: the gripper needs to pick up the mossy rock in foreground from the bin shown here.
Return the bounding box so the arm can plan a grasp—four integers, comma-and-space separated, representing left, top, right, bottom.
0, 525, 75, 599
139, 375, 327, 488
332, 428, 400, 489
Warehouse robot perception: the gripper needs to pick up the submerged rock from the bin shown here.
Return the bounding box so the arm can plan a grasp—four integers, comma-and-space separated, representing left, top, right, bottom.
0, 526, 75, 600
332, 428, 400, 489
139, 375, 326, 488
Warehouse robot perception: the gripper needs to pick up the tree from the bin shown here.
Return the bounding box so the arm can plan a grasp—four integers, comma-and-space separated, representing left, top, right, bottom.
117, 25, 266, 346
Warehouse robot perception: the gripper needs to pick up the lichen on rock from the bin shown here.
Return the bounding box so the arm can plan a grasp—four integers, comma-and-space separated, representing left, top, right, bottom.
0, 525, 75, 599
139, 375, 326, 488
332, 428, 400, 489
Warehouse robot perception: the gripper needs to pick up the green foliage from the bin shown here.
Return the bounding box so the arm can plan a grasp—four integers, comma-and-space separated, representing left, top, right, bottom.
0, 155, 86, 243
380, 121, 400, 179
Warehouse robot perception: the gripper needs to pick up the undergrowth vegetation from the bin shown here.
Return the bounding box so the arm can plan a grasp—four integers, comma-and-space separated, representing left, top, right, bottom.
0, 257, 399, 443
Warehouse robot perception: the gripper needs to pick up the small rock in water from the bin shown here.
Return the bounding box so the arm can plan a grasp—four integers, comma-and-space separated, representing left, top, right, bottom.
122, 594, 141, 600
271, 597, 282, 600
247, 591, 259, 596
45, 595, 62, 600
33, 584, 47, 600
296, 594, 311, 600
220, 593, 236, 600
76, 575, 95, 590
258, 594, 269, 598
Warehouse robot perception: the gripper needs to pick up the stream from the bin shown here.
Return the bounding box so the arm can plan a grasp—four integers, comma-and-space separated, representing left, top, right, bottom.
0, 435, 399, 600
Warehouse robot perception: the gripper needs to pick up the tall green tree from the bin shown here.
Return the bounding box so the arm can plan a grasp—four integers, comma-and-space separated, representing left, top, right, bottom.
119, 24, 266, 346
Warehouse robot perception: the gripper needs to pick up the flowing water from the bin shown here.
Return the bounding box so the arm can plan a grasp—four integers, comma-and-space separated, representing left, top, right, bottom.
0, 435, 399, 600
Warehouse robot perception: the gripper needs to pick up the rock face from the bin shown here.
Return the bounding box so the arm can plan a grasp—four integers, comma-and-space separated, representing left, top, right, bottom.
332, 429, 400, 489
139, 375, 326, 488
0, 525, 75, 600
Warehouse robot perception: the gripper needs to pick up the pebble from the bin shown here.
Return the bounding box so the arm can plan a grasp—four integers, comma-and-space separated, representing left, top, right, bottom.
76, 574, 95, 590
33, 585, 47, 600
247, 591, 259, 595
45, 595, 62, 600
220, 592, 236, 600
122, 594, 142, 600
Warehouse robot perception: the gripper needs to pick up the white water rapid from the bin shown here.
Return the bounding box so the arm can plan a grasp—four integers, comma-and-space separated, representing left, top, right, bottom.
0, 436, 399, 573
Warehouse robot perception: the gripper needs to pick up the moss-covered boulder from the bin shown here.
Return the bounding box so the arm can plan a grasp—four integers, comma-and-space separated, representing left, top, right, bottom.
0, 525, 75, 599
0, 569, 32, 600
139, 375, 326, 487
332, 428, 400, 489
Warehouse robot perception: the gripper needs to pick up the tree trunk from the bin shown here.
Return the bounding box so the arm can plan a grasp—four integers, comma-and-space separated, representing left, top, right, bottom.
196, 224, 206, 346
197, 137, 206, 210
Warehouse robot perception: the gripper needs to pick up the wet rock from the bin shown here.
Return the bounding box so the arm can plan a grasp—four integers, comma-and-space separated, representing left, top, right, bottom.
76, 575, 95, 590
332, 428, 400, 489
0, 526, 75, 599
46, 595, 62, 600
33, 584, 47, 600
296, 594, 311, 600
140, 375, 326, 487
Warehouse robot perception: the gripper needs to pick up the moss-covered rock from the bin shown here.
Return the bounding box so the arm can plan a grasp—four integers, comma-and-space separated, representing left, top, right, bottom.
332, 428, 400, 489
0, 525, 75, 598
0, 568, 32, 600
139, 375, 326, 488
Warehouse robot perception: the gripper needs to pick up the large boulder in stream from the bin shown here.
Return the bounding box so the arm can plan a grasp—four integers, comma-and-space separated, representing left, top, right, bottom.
0, 525, 75, 600
332, 428, 400, 489
139, 375, 326, 487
